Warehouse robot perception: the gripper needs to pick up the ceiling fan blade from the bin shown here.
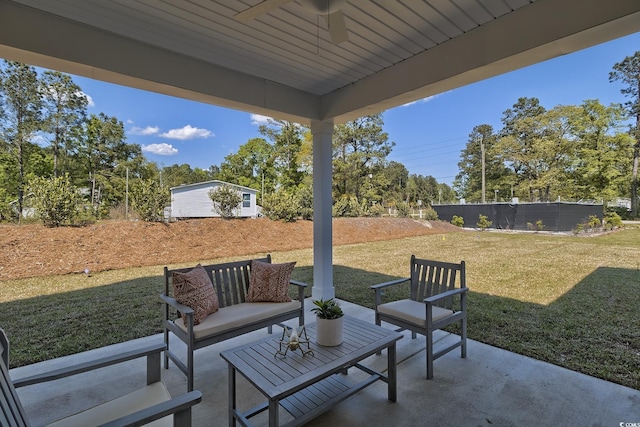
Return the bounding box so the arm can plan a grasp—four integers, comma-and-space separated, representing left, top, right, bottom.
234, 0, 292, 22
327, 9, 348, 44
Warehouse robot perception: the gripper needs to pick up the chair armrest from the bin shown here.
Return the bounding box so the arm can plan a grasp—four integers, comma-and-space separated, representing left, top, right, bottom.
370, 277, 410, 290
371, 277, 410, 308
99, 390, 203, 427
289, 279, 308, 288
290, 279, 308, 303
424, 287, 468, 305
13, 343, 165, 388
160, 294, 194, 317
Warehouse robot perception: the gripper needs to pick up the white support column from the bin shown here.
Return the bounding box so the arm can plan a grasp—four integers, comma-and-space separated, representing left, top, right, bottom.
311, 120, 334, 301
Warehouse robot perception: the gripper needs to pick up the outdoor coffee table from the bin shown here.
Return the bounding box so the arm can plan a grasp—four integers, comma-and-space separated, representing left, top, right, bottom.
220, 315, 403, 427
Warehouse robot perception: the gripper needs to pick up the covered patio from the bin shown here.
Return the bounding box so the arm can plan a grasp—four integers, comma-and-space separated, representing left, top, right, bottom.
2, 1, 640, 425
11, 299, 640, 426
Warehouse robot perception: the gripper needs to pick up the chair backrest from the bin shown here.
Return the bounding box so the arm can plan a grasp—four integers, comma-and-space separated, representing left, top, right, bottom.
409, 255, 466, 310
0, 329, 30, 427
164, 255, 271, 308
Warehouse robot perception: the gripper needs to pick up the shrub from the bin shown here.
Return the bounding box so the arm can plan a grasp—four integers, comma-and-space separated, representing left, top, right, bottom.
423, 205, 439, 220
606, 205, 632, 220
208, 184, 242, 219
131, 179, 170, 222
297, 186, 313, 220
333, 195, 363, 217
395, 202, 410, 218
604, 212, 623, 230
451, 215, 464, 227
477, 214, 492, 230
369, 203, 385, 217
28, 174, 85, 227
261, 190, 299, 222
587, 215, 602, 232
527, 221, 544, 232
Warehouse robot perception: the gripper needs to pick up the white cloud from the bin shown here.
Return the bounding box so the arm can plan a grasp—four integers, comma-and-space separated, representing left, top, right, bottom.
141, 143, 178, 155
77, 91, 95, 107
160, 125, 213, 140
400, 93, 445, 108
251, 114, 271, 126
130, 125, 160, 136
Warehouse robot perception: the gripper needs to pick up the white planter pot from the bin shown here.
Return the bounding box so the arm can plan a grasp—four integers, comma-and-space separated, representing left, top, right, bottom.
315, 316, 343, 346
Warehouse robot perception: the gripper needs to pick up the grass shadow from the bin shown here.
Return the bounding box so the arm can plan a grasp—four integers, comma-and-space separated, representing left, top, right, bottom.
2, 264, 639, 390
308, 263, 640, 390
0, 275, 166, 367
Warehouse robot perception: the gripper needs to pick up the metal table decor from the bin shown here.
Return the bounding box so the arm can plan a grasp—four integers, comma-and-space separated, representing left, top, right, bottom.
275, 325, 314, 358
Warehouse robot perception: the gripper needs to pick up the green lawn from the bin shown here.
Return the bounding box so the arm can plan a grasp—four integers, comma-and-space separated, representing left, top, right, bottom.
1, 226, 639, 390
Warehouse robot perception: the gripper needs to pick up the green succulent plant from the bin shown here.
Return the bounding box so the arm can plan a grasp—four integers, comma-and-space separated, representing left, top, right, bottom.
311, 298, 344, 319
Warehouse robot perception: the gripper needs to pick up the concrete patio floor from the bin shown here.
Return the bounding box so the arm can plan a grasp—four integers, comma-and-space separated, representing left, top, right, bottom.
11, 299, 640, 427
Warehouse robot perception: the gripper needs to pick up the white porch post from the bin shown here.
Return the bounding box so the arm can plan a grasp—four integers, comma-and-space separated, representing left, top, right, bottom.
311, 120, 334, 301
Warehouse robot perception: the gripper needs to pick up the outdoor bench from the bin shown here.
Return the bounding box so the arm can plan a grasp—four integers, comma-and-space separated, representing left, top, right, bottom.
162, 255, 307, 391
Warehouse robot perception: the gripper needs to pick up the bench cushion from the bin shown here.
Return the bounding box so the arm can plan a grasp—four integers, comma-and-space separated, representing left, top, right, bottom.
174, 301, 301, 340
377, 299, 453, 327
47, 382, 172, 427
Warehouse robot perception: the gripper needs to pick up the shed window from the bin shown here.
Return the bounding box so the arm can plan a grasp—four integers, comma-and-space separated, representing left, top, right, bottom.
242, 193, 250, 208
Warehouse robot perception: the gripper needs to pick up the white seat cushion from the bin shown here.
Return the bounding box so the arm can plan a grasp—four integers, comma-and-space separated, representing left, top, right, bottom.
47, 382, 172, 427
377, 299, 453, 327
174, 301, 301, 340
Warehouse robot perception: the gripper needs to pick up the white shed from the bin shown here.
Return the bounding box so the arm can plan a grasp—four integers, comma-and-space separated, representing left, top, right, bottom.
170, 180, 259, 219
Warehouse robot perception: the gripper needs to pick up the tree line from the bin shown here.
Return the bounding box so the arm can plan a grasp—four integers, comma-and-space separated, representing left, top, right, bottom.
0, 59, 454, 224
0, 49, 638, 225
455, 52, 640, 217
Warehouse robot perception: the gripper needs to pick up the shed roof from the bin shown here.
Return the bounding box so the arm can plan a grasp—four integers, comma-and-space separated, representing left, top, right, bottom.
170, 180, 258, 193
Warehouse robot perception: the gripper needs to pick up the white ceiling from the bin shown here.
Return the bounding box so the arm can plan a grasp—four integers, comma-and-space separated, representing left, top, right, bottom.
1, 0, 640, 125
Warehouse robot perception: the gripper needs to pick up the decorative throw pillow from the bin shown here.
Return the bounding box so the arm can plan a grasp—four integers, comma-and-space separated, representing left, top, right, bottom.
247, 260, 296, 303
172, 264, 219, 326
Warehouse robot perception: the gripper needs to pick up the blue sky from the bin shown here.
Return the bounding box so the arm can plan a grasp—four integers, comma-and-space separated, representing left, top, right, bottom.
69, 31, 640, 186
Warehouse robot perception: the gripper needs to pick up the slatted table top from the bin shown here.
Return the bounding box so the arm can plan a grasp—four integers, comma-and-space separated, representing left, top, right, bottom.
220, 315, 402, 400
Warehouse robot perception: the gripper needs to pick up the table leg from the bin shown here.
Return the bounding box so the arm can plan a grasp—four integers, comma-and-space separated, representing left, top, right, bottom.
387, 343, 397, 402
268, 398, 279, 427
228, 364, 236, 427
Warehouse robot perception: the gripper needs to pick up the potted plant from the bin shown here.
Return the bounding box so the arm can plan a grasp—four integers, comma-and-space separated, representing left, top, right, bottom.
311, 298, 344, 346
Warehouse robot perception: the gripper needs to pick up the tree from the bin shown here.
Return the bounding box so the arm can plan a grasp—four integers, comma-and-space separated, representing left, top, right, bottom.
40, 70, 88, 177
406, 174, 439, 205
217, 137, 274, 197
209, 184, 242, 218
332, 114, 395, 200
130, 178, 169, 222
378, 161, 406, 205
520, 104, 576, 201
160, 163, 213, 189
0, 61, 44, 219
567, 100, 633, 202
28, 174, 84, 227
610, 51, 640, 217
261, 189, 299, 222
495, 97, 548, 201
455, 124, 512, 202
259, 119, 306, 191
77, 113, 141, 215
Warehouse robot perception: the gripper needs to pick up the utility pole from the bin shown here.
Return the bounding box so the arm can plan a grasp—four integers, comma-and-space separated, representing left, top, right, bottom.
480, 137, 486, 203
125, 167, 129, 220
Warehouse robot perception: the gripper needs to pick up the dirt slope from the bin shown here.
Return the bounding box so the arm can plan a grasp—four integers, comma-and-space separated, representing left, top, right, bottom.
0, 217, 457, 280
